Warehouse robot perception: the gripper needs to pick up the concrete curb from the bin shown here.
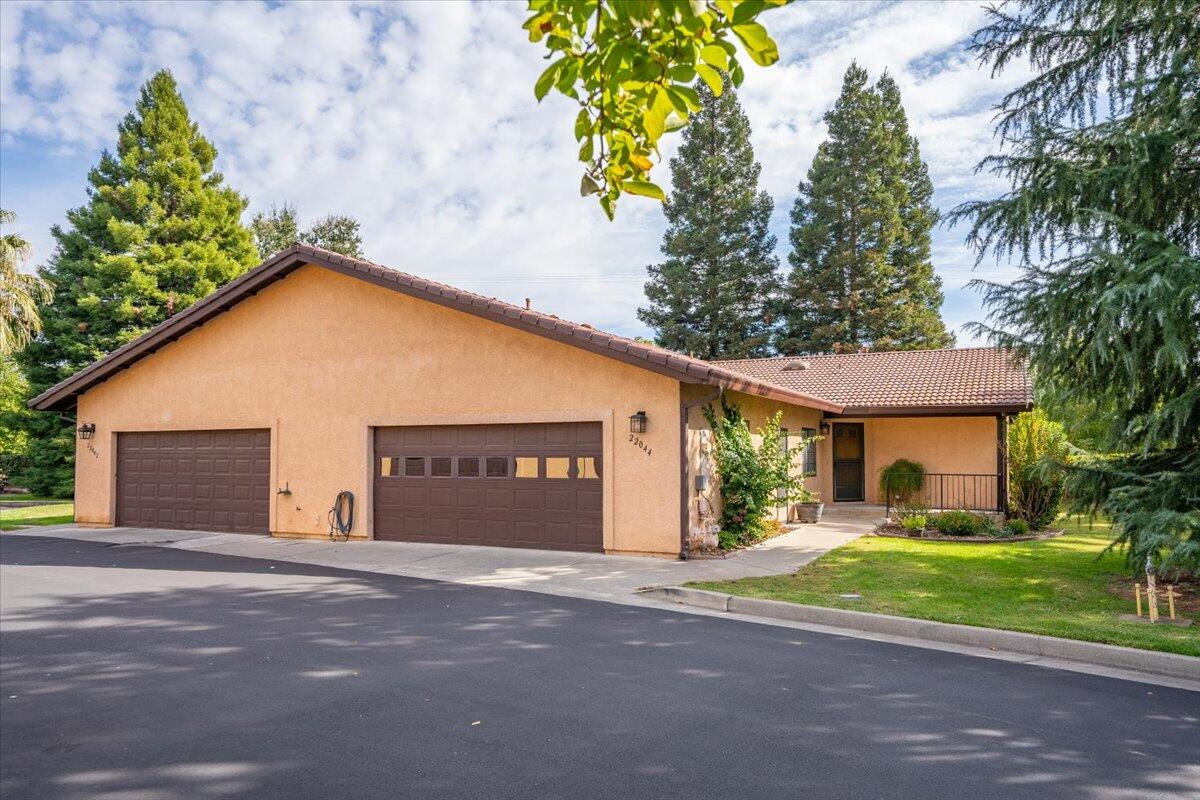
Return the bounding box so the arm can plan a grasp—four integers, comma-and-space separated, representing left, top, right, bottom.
640, 586, 1200, 683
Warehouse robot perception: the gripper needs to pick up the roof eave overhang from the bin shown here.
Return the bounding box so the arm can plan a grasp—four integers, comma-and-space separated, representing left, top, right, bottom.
827, 402, 1034, 418
28, 245, 846, 414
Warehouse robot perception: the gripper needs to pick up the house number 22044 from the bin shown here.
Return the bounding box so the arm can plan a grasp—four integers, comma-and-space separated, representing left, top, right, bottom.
628, 434, 652, 456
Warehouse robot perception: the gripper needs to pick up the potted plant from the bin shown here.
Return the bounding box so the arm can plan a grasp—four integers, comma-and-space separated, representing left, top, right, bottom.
793, 485, 824, 523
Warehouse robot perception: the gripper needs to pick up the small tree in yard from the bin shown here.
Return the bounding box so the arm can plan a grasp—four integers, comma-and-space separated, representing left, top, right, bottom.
703, 397, 818, 549
1007, 410, 1069, 529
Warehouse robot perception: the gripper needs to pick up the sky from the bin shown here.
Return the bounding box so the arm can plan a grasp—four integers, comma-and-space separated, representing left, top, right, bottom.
0, 0, 1029, 346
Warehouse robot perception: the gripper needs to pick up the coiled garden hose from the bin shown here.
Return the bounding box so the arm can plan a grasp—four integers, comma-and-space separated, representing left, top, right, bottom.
328, 490, 354, 541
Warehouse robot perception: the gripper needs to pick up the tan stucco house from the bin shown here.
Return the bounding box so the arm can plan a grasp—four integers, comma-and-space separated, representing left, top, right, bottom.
30, 245, 1032, 557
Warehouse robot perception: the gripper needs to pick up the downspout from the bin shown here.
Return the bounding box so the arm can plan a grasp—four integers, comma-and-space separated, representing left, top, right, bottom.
679, 386, 723, 559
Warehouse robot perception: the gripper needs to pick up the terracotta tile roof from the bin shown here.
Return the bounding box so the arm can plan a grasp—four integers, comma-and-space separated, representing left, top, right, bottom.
29, 245, 1031, 416
714, 348, 1032, 414
29, 245, 841, 413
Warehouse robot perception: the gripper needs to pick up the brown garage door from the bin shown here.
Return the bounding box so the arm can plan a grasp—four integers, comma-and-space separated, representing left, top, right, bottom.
117, 430, 271, 533
374, 423, 602, 552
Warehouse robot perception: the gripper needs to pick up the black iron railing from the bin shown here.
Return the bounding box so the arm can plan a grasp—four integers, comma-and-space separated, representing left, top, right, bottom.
884, 472, 1002, 519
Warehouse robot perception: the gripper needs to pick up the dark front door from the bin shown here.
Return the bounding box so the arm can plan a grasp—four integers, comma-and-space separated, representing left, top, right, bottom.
373, 422, 603, 552
832, 423, 865, 502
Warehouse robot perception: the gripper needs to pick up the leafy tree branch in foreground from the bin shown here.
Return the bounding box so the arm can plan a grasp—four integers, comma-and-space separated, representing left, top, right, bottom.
525, 0, 788, 218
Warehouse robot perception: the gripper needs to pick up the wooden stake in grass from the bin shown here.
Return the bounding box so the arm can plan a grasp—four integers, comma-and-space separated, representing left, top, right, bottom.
1134, 584, 1143, 617
1166, 585, 1177, 621
1145, 556, 1159, 623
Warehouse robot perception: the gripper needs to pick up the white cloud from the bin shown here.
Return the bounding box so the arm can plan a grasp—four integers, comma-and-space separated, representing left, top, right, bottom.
0, 0, 1021, 343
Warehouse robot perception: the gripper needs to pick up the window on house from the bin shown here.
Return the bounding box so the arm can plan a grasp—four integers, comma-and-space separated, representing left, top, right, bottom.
457, 457, 480, 478
379, 457, 399, 477
430, 457, 452, 477
576, 456, 600, 480
485, 457, 509, 478
545, 457, 570, 479
802, 427, 817, 474
514, 457, 539, 478
404, 457, 425, 477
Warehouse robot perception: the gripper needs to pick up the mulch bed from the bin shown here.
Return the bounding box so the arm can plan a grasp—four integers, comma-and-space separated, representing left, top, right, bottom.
871, 524, 1065, 543
689, 521, 799, 558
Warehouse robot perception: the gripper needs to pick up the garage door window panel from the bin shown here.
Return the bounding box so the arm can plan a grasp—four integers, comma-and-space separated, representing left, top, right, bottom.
373, 423, 602, 552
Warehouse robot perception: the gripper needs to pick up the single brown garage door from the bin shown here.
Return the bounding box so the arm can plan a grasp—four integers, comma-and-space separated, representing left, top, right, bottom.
374, 423, 602, 552
117, 430, 271, 533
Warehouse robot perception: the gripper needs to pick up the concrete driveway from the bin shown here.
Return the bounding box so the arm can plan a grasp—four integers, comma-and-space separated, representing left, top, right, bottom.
5, 518, 869, 605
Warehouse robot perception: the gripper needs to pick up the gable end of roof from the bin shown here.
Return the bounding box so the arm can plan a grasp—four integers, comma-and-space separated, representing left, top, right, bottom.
28, 245, 843, 413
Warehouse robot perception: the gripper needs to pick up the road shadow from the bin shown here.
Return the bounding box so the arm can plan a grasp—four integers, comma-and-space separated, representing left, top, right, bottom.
2, 535, 1197, 800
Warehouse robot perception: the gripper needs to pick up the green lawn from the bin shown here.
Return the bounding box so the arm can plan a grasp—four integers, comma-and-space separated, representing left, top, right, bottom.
689, 518, 1200, 656
0, 502, 75, 531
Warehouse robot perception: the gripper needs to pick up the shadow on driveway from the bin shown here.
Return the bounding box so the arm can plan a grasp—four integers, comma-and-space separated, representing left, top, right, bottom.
2, 535, 1196, 800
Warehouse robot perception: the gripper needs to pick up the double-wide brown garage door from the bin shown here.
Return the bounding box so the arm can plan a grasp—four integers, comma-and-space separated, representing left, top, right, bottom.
117, 430, 271, 533
374, 423, 603, 552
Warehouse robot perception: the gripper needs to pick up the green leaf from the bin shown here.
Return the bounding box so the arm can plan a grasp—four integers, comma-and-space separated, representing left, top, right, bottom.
695, 63, 724, 95
732, 0, 766, 24
534, 57, 567, 101
731, 60, 745, 86
668, 84, 702, 112
574, 109, 591, 141
624, 180, 666, 201
644, 88, 673, 141
732, 22, 779, 66
699, 44, 729, 70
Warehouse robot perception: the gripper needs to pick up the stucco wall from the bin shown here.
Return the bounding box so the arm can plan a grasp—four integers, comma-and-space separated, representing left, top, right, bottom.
73, 264, 684, 555
684, 394, 1002, 529
819, 415, 1000, 505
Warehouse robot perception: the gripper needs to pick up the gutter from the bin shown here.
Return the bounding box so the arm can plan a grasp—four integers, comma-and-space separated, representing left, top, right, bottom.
679, 386, 722, 560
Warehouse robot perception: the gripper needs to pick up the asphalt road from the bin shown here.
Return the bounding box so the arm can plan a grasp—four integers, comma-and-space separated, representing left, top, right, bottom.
1, 535, 1196, 800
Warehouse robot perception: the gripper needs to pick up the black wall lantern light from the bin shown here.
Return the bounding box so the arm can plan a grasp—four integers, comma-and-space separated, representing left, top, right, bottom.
77, 423, 96, 440
629, 411, 648, 434
819, 420, 831, 435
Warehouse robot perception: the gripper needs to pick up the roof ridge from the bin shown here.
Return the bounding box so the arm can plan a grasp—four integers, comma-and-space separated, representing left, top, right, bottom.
712, 345, 1006, 365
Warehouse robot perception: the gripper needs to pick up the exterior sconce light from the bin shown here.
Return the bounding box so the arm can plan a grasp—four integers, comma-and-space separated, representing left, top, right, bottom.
819, 420, 831, 435
77, 423, 96, 440
629, 411, 648, 434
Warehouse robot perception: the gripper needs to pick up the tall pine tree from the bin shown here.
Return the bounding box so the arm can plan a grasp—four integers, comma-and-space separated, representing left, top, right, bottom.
955, 0, 1199, 573
17, 70, 257, 496
638, 78, 780, 360
780, 63, 952, 354
250, 202, 365, 259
